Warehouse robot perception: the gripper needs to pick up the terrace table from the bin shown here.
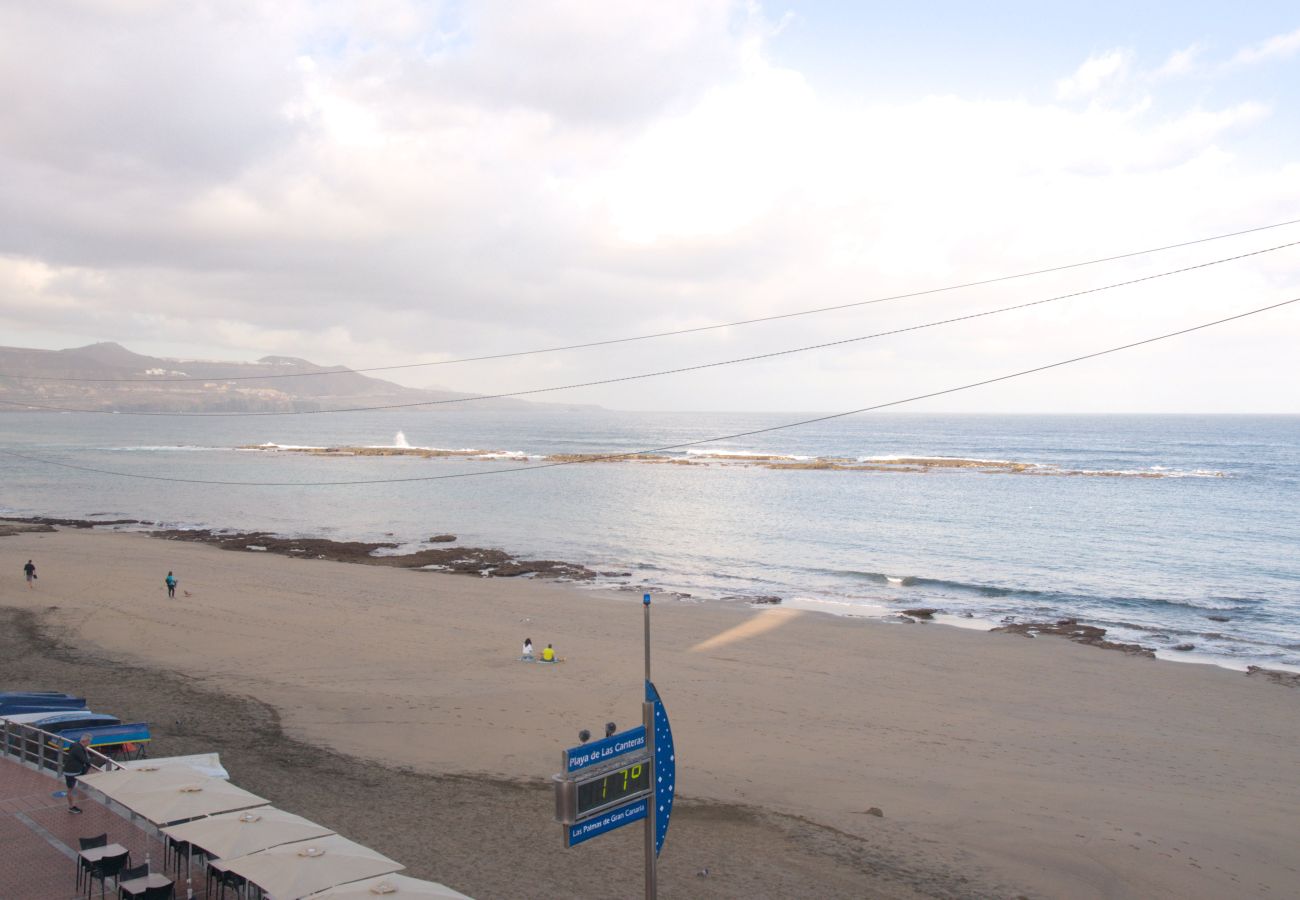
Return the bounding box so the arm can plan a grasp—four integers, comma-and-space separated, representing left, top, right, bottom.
78, 843, 128, 865
118, 871, 173, 897
77, 842, 129, 894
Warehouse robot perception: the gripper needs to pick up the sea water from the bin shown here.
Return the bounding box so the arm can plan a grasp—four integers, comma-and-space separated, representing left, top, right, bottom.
2, 410, 1297, 671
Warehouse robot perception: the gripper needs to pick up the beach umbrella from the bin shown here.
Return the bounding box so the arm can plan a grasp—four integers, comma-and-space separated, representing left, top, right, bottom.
162, 807, 335, 861
221, 833, 404, 900
307, 873, 473, 898
120, 753, 230, 779
79, 766, 268, 826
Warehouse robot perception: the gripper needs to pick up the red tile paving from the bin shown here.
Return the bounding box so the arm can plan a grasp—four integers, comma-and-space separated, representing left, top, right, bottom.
0, 755, 210, 899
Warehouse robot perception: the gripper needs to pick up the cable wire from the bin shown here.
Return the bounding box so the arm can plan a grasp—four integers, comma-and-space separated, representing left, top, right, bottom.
0, 240, 1294, 417
2, 297, 1294, 486
3, 216, 1298, 384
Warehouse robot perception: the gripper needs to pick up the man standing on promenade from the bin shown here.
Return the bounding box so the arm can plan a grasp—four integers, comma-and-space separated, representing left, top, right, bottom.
64, 733, 93, 814
23, 559, 36, 589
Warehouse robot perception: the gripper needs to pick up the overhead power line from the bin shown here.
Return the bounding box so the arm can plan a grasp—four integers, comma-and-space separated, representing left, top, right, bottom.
2, 216, 1298, 385
1, 297, 1294, 487
0, 239, 1294, 418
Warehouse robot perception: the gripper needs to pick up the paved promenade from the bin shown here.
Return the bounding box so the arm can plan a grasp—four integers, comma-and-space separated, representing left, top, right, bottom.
0, 754, 200, 899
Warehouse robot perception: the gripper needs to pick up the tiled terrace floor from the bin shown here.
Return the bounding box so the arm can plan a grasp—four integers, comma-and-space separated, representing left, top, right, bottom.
0, 754, 209, 899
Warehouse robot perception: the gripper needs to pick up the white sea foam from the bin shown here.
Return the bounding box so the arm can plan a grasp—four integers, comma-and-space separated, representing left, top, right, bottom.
107, 445, 225, 452
857, 454, 1018, 465
685, 448, 812, 460
241, 442, 327, 451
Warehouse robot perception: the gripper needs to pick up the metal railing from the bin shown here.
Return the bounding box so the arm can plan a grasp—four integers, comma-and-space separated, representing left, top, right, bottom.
0, 719, 123, 777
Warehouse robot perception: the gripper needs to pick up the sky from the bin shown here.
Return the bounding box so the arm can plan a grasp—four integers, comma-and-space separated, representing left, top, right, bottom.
1, 1, 1298, 413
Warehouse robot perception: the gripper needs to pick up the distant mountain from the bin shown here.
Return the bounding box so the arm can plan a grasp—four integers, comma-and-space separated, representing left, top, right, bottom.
0, 342, 587, 414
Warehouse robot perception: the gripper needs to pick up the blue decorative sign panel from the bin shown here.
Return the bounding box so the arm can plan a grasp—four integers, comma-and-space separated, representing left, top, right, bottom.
566, 797, 648, 847
565, 725, 647, 773
647, 680, 675, 856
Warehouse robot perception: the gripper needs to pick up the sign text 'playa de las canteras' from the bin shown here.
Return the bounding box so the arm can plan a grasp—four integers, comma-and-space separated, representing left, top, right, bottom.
565, 725, 646, 774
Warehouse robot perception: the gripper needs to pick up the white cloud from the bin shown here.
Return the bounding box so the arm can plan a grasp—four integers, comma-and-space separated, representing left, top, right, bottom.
1231, 27, 1300, 66
1055, 49, 1130, 101
0, 3, 1297, 412
1154, 43, 1203, 78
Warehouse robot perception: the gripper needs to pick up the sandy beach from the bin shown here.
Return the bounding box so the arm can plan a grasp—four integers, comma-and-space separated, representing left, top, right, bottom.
2, 527, 1298, 898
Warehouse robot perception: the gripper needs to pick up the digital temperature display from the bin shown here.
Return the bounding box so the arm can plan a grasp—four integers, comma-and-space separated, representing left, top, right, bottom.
576, 761, 651, 817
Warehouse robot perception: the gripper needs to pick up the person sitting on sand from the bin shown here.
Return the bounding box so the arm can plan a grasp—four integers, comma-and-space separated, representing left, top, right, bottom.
542, 643, 556, 662
522, 637, 534, 660
165, 571, 178, 599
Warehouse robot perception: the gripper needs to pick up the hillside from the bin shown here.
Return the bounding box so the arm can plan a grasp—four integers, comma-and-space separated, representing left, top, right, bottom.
0, 343, 571, 413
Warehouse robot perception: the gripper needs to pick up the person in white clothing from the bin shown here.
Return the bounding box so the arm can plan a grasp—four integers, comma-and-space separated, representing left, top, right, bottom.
521, 637, 534, 660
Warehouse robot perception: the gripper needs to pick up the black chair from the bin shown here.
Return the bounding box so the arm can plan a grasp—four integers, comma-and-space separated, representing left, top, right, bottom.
139, 884, 176, 900
115, 863, 147, 899
76, 834, 108, 892
166, 837, 201, 877
86, 849, 130, 900
213, 867, 246, 900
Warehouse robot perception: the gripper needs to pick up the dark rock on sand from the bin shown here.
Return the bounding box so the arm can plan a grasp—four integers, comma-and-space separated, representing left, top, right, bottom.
151, 528, 596, 580
2, 515, 141, 529
993, 618, 1155, 658
904, 608, 938, 619
864, 807, 884, 817
0, 521, 57, 537
1246, 666, 1300, 688
429, 534, 457, 543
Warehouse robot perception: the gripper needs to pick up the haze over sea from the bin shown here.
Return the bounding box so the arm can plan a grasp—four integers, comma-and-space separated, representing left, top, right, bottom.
4, 410, 1298, 672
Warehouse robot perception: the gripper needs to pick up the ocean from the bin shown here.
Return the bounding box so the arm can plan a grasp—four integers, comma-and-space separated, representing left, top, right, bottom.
2, 410, 1298, 672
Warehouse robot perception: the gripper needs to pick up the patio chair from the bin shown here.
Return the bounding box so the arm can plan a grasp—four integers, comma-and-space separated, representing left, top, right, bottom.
115, 863, 147, 898
76, 834, 108, 891
163, 836, 194, 875
212, 866, 247, 900
86, 848, 130, 900
138, 884, 176, 900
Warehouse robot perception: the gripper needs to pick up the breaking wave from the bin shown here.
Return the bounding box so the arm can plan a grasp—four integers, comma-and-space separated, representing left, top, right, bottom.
839, 570, 1262, 613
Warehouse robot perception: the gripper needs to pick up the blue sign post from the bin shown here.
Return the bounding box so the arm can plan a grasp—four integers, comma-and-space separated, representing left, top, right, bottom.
552, 593, 673, 899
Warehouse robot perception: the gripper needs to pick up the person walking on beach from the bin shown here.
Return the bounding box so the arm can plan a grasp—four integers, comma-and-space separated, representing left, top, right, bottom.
165, 571, 177, 599
63, 733, 94, 814
23, 559, 36, 589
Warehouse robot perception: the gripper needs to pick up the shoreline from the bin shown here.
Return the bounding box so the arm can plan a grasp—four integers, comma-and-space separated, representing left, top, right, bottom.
3, 526, 1298, 898
5, 513, 1295, 677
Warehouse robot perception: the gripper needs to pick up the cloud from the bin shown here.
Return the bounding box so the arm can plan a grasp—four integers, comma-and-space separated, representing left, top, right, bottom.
1055, 49, 1130, 101
0, 3, 1297, 412
1153, 43, 1203, 78
1231, 27, 1300, 66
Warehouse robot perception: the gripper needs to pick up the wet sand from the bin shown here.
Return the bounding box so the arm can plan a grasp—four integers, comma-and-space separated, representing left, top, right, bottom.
3, 527, 1298, 898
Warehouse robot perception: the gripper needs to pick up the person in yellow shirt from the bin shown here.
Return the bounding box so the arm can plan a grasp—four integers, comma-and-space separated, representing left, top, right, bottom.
541, 643, 556, 662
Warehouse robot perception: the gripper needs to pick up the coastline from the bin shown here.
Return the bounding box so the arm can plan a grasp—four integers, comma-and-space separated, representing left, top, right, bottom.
12, 514, 1291, 676
3, 526, 1299, 898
